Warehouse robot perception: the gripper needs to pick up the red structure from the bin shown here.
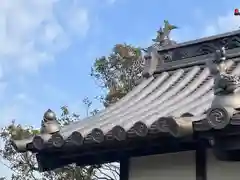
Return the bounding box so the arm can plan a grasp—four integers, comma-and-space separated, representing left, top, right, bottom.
234, 8, 240, 16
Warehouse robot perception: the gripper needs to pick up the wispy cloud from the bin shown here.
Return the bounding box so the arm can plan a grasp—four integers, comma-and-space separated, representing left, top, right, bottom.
0, 0, 94, 129
203, 12, 240, 36
0, 0, 90, 77
171, 10, 240, 43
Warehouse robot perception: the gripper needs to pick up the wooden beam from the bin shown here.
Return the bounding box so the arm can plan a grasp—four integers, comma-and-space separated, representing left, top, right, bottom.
37, 140, 197, 171
196, 141, 207, 180
120, 157, 129, 180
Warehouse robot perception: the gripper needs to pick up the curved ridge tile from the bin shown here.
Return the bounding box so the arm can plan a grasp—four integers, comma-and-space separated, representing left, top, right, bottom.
110, 67, 200, 125
154, 117, 173, 133
94, 69, 186, 134
81, 70, 183, 136
171, 92, 214, 117
156, 60, 234, 116
158, 82, 213, 117
132, 121, 149, 137
157, 60, 235, 121
32, 135, 47, 150
104, 76, 155, 111
63, 60, 236, 141
187, 100, 212, 116
67, 131, 84, 146
167, 92, 213, 117
110, 125, 127, 141
138, 78, 214, 129
40, 61, 238, 144
87, 128, 105, 143
100, 68, 196, 132
127, 67, 211, 128
61, 77, 154, 133
181, 61, 238, 117
93, 72, 170, 122
114, 67, 208, 132
51, 133, 65, 148
60, 76, 156, 136
73, 73, 169, 137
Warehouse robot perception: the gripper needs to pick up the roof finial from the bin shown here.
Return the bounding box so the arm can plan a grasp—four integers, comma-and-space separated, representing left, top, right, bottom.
152, 20, 178, 46
205, 47, 240, 129
142, 20, 177, 78
41, 109, 60, 134
208, 47, 240, 95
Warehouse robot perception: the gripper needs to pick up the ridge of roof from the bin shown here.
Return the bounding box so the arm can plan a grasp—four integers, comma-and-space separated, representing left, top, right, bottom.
143, 30, 240, 77
155, 47, 240, 73
159, 30, 240, 52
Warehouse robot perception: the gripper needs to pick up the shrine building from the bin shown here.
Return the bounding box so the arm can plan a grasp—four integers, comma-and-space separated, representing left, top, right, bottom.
11, 30, 240, 180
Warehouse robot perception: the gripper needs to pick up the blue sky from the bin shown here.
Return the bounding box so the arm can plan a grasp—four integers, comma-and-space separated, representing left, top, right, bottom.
1, 0, 240, 178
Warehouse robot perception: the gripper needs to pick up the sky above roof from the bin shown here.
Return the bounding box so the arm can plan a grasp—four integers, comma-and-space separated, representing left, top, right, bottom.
1, 0, 240, 177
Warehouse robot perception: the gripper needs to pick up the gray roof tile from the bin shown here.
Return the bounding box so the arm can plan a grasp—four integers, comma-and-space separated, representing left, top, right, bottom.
11, 54, 240, 153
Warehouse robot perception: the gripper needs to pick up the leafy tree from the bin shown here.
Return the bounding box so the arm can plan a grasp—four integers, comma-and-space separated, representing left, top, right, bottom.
91, 44, 144, 107
91, 20, 178, 107
0, 103, 119, 180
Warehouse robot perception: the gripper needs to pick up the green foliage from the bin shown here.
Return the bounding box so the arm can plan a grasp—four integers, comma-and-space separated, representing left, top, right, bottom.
0, 103, 119, 180
91, 43, 144, 106
0, 121, 42, 180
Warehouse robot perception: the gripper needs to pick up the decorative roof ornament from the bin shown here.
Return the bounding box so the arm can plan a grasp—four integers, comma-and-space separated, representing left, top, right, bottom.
40, 109, 60, 134
142, 46, 163, 78
208, 47, 240, 95
152, 20, 178, 47
205, 47, 240, 129
142, 20, 178, 78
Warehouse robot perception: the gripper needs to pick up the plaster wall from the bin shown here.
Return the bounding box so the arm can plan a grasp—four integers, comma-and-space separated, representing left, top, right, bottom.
207, 150, 240, 180
129, 150, 240, 180
129, 151, 195, 180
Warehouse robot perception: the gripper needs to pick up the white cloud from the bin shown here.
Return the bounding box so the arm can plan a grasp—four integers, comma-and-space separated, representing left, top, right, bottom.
0, 0, 93, 128
0, 0, 90, 77
170, 11, 240, 43
64, 7, 90, 37
203, 12, 240, 36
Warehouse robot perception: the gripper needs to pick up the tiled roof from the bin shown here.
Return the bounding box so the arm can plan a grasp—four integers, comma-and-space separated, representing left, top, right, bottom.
12, 57, 240, 153
11, 30, 240, 153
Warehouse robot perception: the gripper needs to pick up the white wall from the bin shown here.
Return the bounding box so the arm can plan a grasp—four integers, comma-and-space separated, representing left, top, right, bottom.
207, 150, 240, 180
129, 151, 195, 180
129, 149, 240, 180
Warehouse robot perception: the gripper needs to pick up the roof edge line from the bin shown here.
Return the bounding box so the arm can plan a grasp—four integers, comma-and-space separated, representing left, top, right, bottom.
154, 47, 240, 73
159, 30, 240, 52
